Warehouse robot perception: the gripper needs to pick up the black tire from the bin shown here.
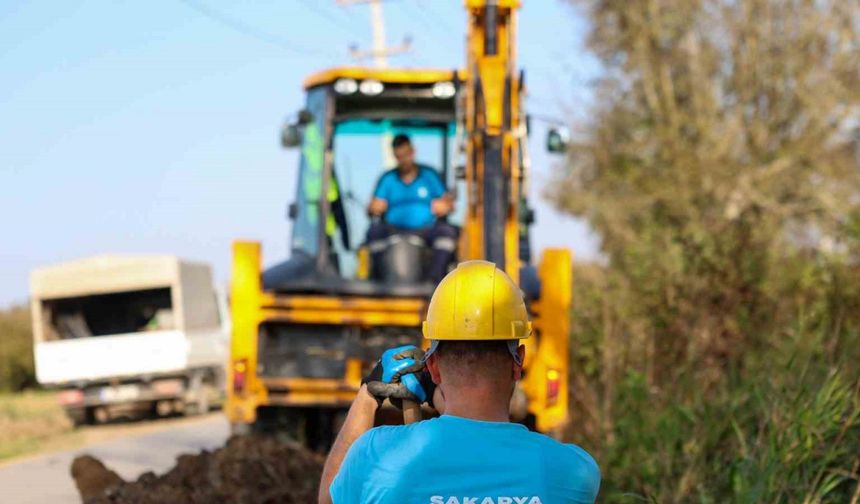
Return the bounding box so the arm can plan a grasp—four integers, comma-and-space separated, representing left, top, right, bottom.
64, 407, 91, 427
250, 407, 345, 452
251, 406, 304, 439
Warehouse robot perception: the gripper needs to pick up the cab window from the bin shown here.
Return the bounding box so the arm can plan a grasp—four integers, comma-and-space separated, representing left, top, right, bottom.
330, 119, 458, 278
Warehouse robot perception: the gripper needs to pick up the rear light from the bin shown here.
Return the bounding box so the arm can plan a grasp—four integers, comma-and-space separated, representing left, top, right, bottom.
546, 369, 561, 406
233, 359, 248, 393
57, 389, 84, 406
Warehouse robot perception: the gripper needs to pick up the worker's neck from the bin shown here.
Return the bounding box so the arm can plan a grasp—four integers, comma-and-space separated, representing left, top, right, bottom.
441, 385, 511, 423
398, 164, 418, 179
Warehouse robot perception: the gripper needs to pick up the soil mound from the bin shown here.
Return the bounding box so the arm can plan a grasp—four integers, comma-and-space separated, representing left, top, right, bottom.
72, 435, 324, 504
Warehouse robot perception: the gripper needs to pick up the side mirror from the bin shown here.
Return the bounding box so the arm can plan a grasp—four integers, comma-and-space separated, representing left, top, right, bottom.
297, 109, 313, 125
546, 126, 570, 154
280, 110, 314, 149
281, 122, 302, 148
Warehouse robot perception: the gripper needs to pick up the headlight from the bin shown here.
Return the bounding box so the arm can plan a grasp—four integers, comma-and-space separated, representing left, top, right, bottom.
359, 79, 384, 96
432, 81, 456, 99
334, 78, 358, 95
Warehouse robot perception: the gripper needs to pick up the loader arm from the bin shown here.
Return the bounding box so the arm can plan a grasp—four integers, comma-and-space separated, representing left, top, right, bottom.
462, 0, 523, 283
463, 0, 573, 434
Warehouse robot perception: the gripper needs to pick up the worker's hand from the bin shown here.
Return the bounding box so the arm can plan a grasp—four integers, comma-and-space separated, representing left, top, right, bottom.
431, 194, 454, 216
361, 345, 435, 408
382, 346, 436, 410
368, 198, 388, 216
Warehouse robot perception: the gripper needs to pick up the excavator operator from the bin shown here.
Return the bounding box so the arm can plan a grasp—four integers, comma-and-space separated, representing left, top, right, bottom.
366, 134, 458, 283
318, 261, 601, 504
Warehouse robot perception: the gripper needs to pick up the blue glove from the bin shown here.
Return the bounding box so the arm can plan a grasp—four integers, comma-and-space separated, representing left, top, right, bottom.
363, 345, 430, 405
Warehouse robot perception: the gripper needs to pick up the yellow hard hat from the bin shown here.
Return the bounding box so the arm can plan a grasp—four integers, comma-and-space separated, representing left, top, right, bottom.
422, 260, 532, 342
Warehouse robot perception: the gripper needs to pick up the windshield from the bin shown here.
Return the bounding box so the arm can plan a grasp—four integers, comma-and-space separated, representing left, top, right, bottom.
332, 119, 458, 278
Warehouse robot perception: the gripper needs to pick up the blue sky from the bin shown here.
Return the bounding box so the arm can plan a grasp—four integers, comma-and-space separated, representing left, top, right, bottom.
0, 0, 600, 308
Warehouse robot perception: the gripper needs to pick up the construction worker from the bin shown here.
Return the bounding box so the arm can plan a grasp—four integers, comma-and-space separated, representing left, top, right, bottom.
319, 261, 601, 504
366, 133, 458, 283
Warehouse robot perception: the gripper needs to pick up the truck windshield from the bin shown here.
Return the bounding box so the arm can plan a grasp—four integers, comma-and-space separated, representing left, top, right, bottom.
331, 119, 457, 278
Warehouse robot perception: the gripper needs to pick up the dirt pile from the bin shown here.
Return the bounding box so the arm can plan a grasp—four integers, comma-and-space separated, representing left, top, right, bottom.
72, 435, 324, 504
71, 455, 125, 502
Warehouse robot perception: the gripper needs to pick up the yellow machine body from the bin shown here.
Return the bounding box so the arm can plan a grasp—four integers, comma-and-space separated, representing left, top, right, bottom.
227, 0, 572, 438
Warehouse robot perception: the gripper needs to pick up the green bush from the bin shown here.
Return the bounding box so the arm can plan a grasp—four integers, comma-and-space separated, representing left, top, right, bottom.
566, 264, 860, 503
597, 343, 858, 502
568, 258, 860, 503
0, 305, 36, 392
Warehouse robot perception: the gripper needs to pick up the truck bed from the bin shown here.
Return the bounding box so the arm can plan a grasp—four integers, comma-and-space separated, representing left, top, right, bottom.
34, 329, 225, 385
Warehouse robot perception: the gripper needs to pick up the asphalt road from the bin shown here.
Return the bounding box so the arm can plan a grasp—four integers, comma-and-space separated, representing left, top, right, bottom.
0, 413, 229, 504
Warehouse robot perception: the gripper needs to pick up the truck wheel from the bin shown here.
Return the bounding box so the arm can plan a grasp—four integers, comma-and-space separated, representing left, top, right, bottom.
64, 407, 90, 427
93, 406, 110, 424
155, 400, 174, 417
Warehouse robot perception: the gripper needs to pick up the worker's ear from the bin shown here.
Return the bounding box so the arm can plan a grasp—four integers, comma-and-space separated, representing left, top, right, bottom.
426, 353, 442, 385
512, 345, 526, 381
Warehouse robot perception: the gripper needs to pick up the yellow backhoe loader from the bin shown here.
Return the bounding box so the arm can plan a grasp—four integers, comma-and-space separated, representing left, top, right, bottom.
227, 0, 571, 449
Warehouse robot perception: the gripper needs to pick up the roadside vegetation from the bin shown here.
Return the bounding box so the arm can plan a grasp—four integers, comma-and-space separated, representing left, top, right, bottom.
0, 305, 75, 461
0, 304, 36, 392
558, 0, 860, 502
0, 390, 74, 461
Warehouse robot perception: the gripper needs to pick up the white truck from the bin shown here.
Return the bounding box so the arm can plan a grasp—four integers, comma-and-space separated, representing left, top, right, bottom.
30, 255, 228, 425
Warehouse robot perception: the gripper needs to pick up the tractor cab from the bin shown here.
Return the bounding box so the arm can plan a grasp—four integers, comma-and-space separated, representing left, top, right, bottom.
264, 68, 463, 297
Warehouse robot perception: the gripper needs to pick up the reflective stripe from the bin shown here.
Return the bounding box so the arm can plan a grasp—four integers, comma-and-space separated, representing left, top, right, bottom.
432, 237, 457, 251
368, 240, 388, 253
397, 234, 425, 247
369, 234, 426, 252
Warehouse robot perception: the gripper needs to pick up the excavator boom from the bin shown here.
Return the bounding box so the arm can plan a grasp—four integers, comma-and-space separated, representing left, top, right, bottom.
462, 0, 523, 283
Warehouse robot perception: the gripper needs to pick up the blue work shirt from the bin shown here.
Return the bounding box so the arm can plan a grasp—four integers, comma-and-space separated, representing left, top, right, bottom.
373, 165, 446, 230
330, 415, 601, 504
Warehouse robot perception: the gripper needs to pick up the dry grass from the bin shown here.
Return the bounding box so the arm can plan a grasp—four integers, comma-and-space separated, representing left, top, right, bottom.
0, 390, 75, 461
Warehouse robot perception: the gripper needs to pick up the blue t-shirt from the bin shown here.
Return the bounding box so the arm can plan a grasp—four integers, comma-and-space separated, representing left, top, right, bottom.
373, 165, 446, 230
330, 415, 601, 504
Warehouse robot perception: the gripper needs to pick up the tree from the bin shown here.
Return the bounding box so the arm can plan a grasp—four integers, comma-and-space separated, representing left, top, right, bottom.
554, 0, 860, 385
554, 3, 860, 501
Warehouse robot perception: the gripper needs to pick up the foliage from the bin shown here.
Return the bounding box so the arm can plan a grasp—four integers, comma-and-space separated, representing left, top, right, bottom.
553, 0, 860, 501
0, 390, 73, 460
569, 263, 860, 502
0, 305, 36, 392
554, 0, 860, 381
